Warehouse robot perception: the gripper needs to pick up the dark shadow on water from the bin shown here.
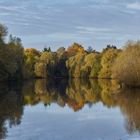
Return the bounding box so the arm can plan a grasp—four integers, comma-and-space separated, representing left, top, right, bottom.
0, 82, 23, 139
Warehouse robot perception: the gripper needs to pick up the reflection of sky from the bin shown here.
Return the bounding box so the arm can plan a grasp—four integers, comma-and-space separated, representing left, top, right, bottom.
0, 0, 140, 51
6, 103, 140, 140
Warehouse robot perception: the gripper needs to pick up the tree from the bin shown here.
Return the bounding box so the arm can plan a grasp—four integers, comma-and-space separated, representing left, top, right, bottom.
99, 47, 121, 79
0, 24, 7, 40
0, 24, 25, 81
66, 43, 85, 57
0, 33, 24, 81
7, 35, 24, 80
66, 53, 85, 77
23, 48, 40, 79
56, 47, 68, 77
81, 53, 96, 78
43, 47, 51, 52
87, 46, 93, 53
89, 53, 101, 78
112, 41, 140, 87
35, 52, 58, 78
43, 47, 48, 52
56, 47, 65, 58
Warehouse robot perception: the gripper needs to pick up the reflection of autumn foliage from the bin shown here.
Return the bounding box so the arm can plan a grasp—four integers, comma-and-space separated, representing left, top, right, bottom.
66, 79, 101, 111
22, 79, 140, 134
23, 79, 119, 111
98, 80, 119, 107
1, 79, 140, 138
114, 89, 140, 134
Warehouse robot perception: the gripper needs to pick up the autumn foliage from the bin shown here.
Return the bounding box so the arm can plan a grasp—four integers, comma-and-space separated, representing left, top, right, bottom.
112, 41, 140, 87
0, 23, 140, 87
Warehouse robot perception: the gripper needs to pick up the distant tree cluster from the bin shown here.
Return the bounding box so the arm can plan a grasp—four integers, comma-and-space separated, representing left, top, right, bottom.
66, 43, 121, 79
0, 23, 140, 87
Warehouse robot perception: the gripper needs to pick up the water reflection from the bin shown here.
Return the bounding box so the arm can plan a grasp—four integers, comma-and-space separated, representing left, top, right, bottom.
0, 79, 140, 139
0, 83, 23, 139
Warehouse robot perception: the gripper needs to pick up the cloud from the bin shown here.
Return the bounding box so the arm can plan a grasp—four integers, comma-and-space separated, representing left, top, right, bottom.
0, 5, 25, 11
127, 2, 140, 10
76, 26, 113, 34
0, 12, 11, 16
21, 32, 87, 44
0, 0, 140, 51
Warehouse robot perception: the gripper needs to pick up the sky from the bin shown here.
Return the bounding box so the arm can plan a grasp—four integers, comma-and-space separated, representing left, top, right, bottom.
0, 0, 140, 51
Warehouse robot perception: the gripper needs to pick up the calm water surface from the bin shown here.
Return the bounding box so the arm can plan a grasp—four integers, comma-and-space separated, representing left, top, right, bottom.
0, 79, 140, 140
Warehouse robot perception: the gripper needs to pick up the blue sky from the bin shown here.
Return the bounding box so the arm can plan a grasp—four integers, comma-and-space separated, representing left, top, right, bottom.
0, 0, 140, 51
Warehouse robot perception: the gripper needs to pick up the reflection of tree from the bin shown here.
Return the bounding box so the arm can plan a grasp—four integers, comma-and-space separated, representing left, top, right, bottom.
22, 79, 68, 107
98, 80, 119, 107
0, 83, 23, 139
28, 79, 140, 134
114, 89, 140, 134
1, 79, 140, 139
24, 79, 118, 111
23, 80, 39, 105
22, 79, 101, 111
66, 79, 101, 111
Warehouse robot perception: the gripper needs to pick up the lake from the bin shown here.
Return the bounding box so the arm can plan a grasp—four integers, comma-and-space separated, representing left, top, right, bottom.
0, 79, 140, 140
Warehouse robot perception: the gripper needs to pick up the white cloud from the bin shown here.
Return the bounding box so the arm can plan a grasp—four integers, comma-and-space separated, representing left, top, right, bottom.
127, 2, 140, 10
76, 26, 113, 34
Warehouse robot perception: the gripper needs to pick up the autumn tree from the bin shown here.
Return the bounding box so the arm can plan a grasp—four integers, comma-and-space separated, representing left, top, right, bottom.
35, 51, 58, 78
23, 48, 40, 79
99, 47, 121, 79
89, 53, 101, 78
66, 53, 85, 77
56, 47, 68, 77
112, 41, 140, 87
66, 43, 85, 57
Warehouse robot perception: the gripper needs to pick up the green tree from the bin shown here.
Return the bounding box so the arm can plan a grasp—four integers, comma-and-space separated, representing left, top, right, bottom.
86, 46, 93, 53
7, 35, 24, 80
0, 24, 7, 40
0, 24, 24, 81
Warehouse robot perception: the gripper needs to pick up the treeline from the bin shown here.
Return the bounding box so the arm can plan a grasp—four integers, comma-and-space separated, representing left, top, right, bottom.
0, 24, 140, 87
22, 42, 140, 88
35, 44, 121, 79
